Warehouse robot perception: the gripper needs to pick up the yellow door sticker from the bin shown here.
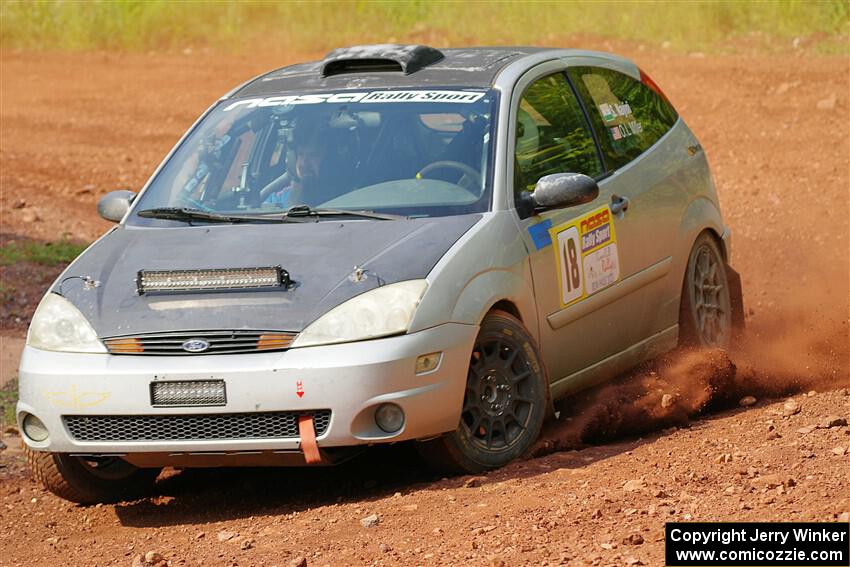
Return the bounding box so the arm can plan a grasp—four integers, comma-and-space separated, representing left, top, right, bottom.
550, 205, 621, 308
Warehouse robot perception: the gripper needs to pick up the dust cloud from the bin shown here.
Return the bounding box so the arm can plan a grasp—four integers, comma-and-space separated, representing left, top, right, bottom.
529, 284, 849, 458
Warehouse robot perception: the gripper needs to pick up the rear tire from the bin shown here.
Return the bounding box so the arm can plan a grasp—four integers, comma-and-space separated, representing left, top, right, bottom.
417, 310, 547, 474
679, 233, 733, 348
27, 448, 160, 504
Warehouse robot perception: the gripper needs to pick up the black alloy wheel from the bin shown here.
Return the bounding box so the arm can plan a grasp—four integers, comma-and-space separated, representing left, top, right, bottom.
417, 310, 547, 473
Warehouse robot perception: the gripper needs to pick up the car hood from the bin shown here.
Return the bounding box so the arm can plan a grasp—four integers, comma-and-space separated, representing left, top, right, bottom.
54, 215, 481, 337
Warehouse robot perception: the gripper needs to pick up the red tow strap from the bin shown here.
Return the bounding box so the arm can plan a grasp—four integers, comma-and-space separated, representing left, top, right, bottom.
298, 414, 322, 464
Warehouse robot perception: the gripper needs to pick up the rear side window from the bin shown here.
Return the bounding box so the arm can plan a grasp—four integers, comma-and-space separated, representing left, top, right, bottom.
567, 67, 678, 170
514, 73, 601, 201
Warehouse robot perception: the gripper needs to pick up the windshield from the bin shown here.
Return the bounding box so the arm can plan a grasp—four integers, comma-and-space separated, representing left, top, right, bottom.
130, 88, 498, 223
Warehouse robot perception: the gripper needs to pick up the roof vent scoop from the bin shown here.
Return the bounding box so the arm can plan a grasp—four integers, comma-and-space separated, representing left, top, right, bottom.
321, 44, 444, 77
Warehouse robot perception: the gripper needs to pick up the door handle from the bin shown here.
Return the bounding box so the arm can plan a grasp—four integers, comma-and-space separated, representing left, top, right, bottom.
610, 194, 630, 216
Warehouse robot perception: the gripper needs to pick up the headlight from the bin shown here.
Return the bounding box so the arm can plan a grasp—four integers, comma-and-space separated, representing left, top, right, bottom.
291, 280, 428, 348
27, 293, 106, 353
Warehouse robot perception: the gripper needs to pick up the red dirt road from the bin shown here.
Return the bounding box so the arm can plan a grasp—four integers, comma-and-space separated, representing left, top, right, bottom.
1, 47, 848, 566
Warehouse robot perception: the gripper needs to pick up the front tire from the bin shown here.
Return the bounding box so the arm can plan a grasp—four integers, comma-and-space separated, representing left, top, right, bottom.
417, 310, 547, 474
27, 448, 160, 504
679, 233, 733, 348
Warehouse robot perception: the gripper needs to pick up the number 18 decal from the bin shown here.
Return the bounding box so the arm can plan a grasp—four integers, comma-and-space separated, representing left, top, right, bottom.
556, 226, 583, 305
550, 205, 621, 308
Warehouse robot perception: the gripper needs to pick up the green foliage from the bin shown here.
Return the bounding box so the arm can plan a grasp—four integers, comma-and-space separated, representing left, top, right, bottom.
0, 379, 17, 431
1, 0, 847, 54
0, 239, 89, 267
0, 282, 11, 304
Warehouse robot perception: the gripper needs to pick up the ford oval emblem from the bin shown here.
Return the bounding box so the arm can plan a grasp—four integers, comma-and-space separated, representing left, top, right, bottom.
182, 338, 210, 353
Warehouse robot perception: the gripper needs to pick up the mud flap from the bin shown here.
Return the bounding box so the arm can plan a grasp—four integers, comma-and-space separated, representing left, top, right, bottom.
298, 414, 322, 464
726, 265, 745, 335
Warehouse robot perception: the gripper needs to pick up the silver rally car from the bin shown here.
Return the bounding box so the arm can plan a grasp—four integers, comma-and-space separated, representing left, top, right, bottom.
18, 45, 743, 503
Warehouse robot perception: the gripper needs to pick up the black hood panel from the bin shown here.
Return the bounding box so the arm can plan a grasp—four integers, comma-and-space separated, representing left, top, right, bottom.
55, 215, 480, 337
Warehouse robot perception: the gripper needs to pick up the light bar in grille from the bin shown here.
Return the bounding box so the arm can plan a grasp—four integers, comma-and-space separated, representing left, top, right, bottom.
137, 266, 289, 294
151, 380, 226, 407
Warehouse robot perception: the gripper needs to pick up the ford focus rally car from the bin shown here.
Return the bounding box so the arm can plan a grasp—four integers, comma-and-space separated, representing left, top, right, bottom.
18, 44, 743, 503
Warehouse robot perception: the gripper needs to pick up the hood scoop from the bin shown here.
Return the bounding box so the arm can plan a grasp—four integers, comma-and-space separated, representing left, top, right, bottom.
321, 44, 444, 77
137, 266, 290, 295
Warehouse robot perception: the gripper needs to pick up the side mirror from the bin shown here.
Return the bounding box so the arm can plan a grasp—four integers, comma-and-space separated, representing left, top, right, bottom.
531, 173, 599, 211
516, 173, 599, 219
97, 190, 136, 223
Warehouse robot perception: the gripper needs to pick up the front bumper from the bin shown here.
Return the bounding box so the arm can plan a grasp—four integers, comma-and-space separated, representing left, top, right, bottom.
17, 323, 476, 458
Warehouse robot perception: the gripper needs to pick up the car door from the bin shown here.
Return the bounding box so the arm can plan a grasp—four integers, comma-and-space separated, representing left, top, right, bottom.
566, 64, 687, 344
510, 65, 647, 393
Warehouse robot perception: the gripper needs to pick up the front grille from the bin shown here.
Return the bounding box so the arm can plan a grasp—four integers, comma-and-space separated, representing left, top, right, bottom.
64, 411, 332, 442
103, 330, 297, 355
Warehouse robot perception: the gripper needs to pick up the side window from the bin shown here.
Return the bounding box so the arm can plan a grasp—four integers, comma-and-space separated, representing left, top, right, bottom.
567, 66, 678, 170
514, 73, 601, 204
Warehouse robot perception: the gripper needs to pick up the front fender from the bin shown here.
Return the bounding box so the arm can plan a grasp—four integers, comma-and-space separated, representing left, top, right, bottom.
448, 268, 539, 335
409, 212, 538, 339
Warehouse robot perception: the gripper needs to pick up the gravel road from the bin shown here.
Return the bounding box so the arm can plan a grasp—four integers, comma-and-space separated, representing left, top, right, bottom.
0, 45, 847, 566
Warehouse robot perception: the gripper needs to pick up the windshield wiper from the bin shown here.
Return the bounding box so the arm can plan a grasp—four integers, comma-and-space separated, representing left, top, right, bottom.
138, 205, 405, 224
137, 207, 283, 224
279, 205, 407, 221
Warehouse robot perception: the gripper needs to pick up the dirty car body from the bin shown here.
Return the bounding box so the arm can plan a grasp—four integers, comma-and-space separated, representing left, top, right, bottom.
18, 45, 742, 502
